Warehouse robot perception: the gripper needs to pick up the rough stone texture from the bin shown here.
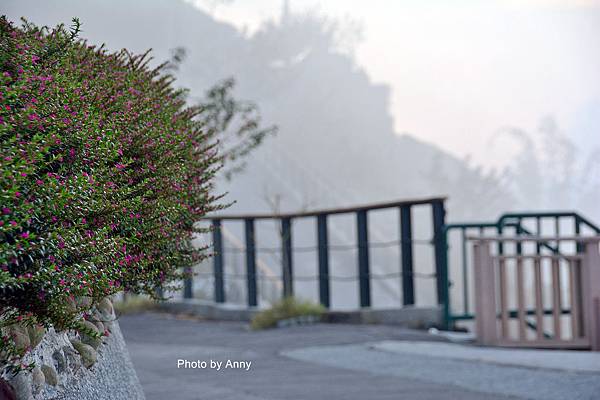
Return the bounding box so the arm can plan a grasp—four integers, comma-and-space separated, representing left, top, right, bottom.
4, 312, 144, 400
93, 322, 105, 334
70, 341, 97, 369
40, 365, 58, 387
51, 350, 67, 374
31, 367, 44, 395
8, 372, 32, 400
56, 323, 145, 400
97, 298, 114, 319
79, 321, 102, 350
61, 346, 81, 374
8, 325, 31, 353
27, 325, 46, 348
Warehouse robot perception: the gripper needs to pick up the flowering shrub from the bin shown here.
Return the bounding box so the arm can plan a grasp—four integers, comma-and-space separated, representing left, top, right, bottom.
0, 17, 221, 366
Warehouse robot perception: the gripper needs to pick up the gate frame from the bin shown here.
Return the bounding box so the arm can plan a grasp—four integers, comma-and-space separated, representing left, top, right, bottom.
472, 236, 600, 351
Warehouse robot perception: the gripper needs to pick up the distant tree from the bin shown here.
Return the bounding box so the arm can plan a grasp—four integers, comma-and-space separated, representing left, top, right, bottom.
500, 116, 600, 220
198, 78, 277, 179
423, 153, 513, 220
166, 47, 277, 180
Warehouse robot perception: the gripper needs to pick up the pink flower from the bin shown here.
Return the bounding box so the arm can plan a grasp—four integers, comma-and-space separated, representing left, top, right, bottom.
20, 232, 29, 239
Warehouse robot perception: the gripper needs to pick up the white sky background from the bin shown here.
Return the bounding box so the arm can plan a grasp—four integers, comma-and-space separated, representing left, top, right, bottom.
187, 0, 600, 168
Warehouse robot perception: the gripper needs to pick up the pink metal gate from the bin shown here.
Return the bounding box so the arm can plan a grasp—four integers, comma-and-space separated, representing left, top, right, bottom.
472, 236, 600, 350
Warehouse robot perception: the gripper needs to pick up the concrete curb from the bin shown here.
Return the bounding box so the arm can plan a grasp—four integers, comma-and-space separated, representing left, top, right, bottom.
159, 299, 442, 328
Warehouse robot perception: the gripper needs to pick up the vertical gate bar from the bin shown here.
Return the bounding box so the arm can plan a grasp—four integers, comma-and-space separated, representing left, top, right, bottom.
568, 259, 580, 338
575, 217, 583, 253
552, 258, 562, 339
555, 217, 561, 253
281, 217, 293, 298
516, 218, 523, 255
517, 257, 526, 341
432, 200, 448, 307
212, 219, 225, 303
473, 241, 497, 345
499, 257, 509, 339
400, 205, 414, 305
461, 227, 469, 314
245, 218, 258, 307
575, 259, 585, 337
183, 266, 193, 299
536, 217, 542, 254
317, 214, 330, 308
582, 240, 600, 350
534, 258, 544, 340
357, 210, 371, 308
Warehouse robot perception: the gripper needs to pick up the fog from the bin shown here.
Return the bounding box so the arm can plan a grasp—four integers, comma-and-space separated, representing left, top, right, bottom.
4, 0, 599, 308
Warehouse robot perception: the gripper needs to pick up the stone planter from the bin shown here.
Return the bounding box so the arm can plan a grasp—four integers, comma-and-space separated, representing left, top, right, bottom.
3, 299, 145, 400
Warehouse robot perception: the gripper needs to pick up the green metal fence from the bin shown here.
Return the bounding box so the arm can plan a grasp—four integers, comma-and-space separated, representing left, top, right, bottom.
442, 211, 600, 329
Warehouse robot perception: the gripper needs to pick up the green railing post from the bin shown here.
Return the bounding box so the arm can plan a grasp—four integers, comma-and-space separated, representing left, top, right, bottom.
432, 200, 448, 328
317, 214, 330, 308
212, 219, 225, 303
357, 210, 371, 308
245, 218, 257, 307
281, 217, 293, 298
400, 205, 414, 305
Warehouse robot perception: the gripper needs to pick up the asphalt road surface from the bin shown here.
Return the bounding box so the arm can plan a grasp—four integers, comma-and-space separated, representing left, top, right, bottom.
120, 312, 599, 400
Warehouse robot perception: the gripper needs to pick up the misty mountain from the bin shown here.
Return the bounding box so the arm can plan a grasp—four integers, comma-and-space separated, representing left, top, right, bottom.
4, 0, 511, 222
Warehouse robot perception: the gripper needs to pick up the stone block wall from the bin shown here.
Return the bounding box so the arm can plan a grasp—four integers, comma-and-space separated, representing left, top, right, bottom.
2, 298, 145, 400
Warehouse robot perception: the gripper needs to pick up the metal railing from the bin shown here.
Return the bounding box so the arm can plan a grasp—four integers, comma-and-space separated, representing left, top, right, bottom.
443, 212, 600, 328
185, 197, 448, 309
471, 236, 600, 350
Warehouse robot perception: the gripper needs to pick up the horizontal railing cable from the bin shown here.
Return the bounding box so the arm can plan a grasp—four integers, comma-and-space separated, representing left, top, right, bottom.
220, 238, 432, 254
192, 271, 436, 281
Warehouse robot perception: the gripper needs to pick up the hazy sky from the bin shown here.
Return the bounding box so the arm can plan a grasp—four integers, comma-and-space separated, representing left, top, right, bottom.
188, 0, 600, 168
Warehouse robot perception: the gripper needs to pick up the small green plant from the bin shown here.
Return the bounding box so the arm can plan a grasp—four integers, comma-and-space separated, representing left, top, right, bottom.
250, 297, 325, 330
113, 295, 159, 315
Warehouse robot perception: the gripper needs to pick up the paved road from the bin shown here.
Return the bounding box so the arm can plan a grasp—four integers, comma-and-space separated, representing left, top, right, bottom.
119, 312, 508, 400
119, 312, 597, 400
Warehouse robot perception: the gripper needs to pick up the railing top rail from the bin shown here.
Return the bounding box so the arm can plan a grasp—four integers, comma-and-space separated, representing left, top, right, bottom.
445, 211, 600, 234
444, 222, 498, 229
499, 211, 582, 219
499, 211, 600, 231
202, 196, 446, 220
467, 235, 600, 243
